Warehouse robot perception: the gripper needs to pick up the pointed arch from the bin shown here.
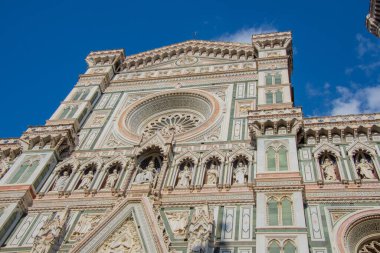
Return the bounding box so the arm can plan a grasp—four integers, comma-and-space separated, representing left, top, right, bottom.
268, 239, 281, 253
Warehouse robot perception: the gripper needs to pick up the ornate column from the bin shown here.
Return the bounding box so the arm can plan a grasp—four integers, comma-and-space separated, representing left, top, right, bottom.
153, 155, 169, 197
120, 159, 135, 194
195, 162, 206, 189
92, 167, 107, 192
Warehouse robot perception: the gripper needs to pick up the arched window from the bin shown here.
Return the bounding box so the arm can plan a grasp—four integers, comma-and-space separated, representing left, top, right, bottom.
59, 106, 71, 119
68, 105, 78, 118
268, 240, 281, 253
73, 91, 82, 100
266, 73, 273, 85
80, 89, 90, 100
275, 90, 283, 103
283, 240, 297, 253
281, 197, 293, 226
268, 197, 279, 226
278, 146, 288, 171
266, 92, 274, 104
267, 148, 276, 171
8, 159, 39, 184
266, 145, 288, 171
274, 73, 282, 84
267, 196, 293, 226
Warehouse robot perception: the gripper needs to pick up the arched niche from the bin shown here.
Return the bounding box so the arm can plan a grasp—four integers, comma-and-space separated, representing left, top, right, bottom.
174, 157, 195, 188
231, 155, 249, 185
133, 146, 163, 185
353, 151, 378, 180
101, 161, 124, 190
75, 163, 97, 191
318, 152, 341, 182
203, 156, 222, 186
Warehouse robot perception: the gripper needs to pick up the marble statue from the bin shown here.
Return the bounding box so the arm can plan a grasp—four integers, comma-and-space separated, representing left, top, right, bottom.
78, 170, 94, 190
71, 215, 101, 241
105, 169, 119, 189
98, 219, 143, 253
357, 158, 377, 179
205, 163, 218, 185
177, 165, 191, 187
166, 211, 189, 237
233, 161, 247, 184
52, 171, 70, 191
321, 158, 338, 181
134, 160, 157, 184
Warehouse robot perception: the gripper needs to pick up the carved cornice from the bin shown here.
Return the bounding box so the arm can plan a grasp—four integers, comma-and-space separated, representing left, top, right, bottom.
0, 138, 22, 160
303, 113, 380, 129
122, 40, 254, 70
20, 124, 78, 154
85, 49, 125, 67
252, 31, 292, 50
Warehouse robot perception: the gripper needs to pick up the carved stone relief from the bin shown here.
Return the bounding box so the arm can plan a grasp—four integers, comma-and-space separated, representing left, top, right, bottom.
97, 217, 143, 253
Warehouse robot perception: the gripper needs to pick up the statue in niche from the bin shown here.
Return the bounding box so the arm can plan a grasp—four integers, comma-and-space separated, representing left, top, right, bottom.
356, 158, 377, 179
233, 161, 247, 184
71, 214, 101, 241
98, 219, 143, 253
320, 157, 338, 181
177, 165, 192, 187
205, 163, 218, 185
52, 170, 70, 191
134, 160, 157, 184
105, 168, 119, 189
78, 170, 94, 190
166, 211, 189, 237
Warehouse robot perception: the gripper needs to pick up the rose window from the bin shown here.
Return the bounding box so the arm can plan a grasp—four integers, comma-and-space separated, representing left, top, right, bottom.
117, 89, 222, 143
143, 113, 203, 137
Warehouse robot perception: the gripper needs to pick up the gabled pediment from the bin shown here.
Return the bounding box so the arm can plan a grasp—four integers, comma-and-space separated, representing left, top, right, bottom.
70, 200, 163, 253
122, 40, 255, 71
312, 142, 341, 158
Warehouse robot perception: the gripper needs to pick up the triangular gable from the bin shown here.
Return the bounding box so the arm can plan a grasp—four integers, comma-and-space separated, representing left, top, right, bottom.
174, 151, 199, 165
135, 132, 172, 156
122, 40, 255, 71
79, 155, 103, 171
202, 148, 225, 163
312, 142, 341, 158
54, 157, 80, 173
70, 200, 163, 253
346, 140, 377, 157
103, 155, 130, 170
228, 148, 253, 162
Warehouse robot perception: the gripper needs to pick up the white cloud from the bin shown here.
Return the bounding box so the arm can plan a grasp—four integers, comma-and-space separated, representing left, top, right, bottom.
330, 85, 380, 115
306, 82, 330, 97
356, 34, 380, 58
216, 24, 277, 43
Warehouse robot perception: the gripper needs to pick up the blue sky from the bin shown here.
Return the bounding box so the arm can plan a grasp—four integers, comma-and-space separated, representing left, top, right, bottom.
0, 0, 379, 137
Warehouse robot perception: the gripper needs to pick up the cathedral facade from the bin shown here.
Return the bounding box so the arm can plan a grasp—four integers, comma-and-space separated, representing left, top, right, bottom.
0, 31, 380, 253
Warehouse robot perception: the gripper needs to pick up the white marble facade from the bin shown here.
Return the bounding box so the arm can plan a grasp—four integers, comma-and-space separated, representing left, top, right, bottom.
0, 31, 380, 253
